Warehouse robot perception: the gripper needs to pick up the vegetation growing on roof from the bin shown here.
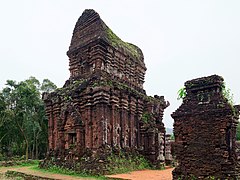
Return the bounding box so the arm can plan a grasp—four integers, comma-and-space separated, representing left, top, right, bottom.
221, 82, 234, 106
106, 27, 142, 59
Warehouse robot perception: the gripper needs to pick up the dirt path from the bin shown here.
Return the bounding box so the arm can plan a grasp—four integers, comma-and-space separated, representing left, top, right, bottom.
106, 168, 174, 180
0, 166, 174, 180
0, 166, 95, 180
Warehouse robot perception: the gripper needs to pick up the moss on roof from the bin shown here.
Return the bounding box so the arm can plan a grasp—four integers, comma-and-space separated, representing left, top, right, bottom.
105, 26, 142, 60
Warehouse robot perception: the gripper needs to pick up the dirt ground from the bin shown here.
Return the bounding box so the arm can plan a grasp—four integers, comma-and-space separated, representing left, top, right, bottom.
0, 166, 174, 180
106, 168, 173, 180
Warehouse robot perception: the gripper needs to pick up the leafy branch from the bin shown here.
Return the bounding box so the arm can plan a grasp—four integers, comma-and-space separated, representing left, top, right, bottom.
222, 83, 234, 106
177, 87, 186, 100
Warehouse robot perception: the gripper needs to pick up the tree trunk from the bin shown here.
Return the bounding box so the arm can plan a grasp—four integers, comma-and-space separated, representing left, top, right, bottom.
16, 121, 29, 160
35, 142, 38, 159
24, 136, 29, 160
32, 131, 35, 159
31, 144, 34, 159
35, 134, 39, 159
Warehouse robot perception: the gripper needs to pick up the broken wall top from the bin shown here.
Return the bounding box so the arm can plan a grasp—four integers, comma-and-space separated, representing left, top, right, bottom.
172, 74, 238, 117
185, 74, 223, 92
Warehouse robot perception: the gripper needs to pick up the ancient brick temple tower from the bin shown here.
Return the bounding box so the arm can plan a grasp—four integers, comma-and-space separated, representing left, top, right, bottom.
172, 75, 240, 179
43, 9, 169, 166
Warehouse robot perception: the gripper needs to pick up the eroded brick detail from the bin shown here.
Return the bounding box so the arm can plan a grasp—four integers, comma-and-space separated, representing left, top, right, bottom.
172, 75, 240, 179
165, 134, 173, 165
42, 9, 169, 171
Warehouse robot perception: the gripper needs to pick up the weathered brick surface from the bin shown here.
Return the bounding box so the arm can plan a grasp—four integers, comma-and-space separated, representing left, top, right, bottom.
172, 75, 240, 179
165, 134, 173, 165
42, 9, 170, 170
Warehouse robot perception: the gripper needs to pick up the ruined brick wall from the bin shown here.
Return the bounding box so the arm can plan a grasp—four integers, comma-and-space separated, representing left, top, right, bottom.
43, 9, 169, 167
164, 134, 173, 165
172, 75, 240, 179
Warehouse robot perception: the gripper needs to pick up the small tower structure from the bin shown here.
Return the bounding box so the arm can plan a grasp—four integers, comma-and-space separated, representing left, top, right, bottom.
172, 75, 240, 179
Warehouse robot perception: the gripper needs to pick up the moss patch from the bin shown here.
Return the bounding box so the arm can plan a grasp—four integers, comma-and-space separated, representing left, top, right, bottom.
106, 27, 142, 59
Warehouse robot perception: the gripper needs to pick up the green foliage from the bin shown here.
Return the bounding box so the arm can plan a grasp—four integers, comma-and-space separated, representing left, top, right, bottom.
170, 134, 175, 140
41, 79, 57, 93
106, 27, 141, 59
5, 171, 24, 180
221, 83, 238, 118
141, 113, 152, 123
106, 153, 150, 174
221, 83, 234, 105
0, 159, 39, 167
17, 160, 39, 167
41, 148, 153, 176
177, 87, 186, 100
0, 77, 57, 160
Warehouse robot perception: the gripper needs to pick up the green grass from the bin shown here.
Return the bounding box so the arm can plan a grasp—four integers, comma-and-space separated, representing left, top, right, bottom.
0, 160, 40, 168
36, 152, 152, 177
0, 160, 106, 179
106, 153, 151, 175
16, 160, 39, 167
31, 165, 107, 180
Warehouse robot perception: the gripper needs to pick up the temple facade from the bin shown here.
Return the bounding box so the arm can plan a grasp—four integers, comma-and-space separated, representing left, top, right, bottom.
43, 9, 169, 166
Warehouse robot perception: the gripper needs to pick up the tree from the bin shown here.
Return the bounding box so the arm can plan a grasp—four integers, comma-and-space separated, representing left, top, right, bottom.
0, 77, 57, 160
41, 79, 57, 93
0, 92, 7, 143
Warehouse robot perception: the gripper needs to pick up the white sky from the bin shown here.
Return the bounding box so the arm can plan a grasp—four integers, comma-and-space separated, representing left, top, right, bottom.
1, 0, 240, 128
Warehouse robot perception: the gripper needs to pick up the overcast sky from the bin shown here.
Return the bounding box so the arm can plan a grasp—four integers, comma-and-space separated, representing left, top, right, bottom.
1, 1, 240, 128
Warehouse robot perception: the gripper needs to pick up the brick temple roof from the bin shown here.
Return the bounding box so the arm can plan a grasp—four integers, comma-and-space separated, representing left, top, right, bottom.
68, 9, 145, 66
